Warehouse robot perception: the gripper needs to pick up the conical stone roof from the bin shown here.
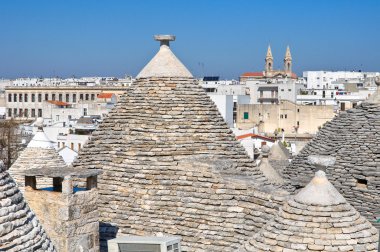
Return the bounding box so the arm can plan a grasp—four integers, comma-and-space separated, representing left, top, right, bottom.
240, 170, 379, 252
0, 161, 56, 251
283, 93, 380, 228
8, 123, 67, 190
268, 141, 290, 176
74, 35, 286, 251
259, 146, 284, 185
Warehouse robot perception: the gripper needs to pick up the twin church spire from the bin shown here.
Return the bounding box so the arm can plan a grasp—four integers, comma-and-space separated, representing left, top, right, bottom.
265, 45, 292, 73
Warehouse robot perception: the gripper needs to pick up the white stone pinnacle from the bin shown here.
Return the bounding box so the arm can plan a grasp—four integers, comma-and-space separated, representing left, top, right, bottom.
136, 35, 193, 79
294, 170, 346, 206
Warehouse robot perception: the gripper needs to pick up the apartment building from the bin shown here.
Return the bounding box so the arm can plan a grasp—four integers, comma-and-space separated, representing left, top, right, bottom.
5, 86, 125, 122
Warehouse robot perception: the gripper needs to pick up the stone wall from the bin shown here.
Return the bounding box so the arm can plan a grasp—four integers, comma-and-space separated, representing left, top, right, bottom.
25, 186, 99, 252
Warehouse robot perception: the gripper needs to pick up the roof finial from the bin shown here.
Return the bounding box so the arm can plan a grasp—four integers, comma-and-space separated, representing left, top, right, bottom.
307, 155, 336, 172
154, 35, 176, 47
35, 117, 44, 132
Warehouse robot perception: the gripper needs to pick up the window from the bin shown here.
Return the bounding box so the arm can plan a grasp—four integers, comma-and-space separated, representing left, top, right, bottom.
24, 109, 28, 117
56, 115, 60, 121
83, 108, 88, 116
62, 142, 65, 147
322, 91, 325, 98
297, 109, 300, 113
91, 94, 95, 100
25, 94, 28, 102
32, 94, 35, 102
13, 108, 17, 117
260, 91, 263, 98
38, 93, 42, 102
52, 94, 56, 101
19, 94, 22, 102
297, 121, 300, 126
356, 178, 368, 189
8, 94, 12, 102
80, 94, 84, 100
38, 109, 42, 117
85, 94, 89, 100
71, 142, 74, 150
66, 94, 70, 102
78, 143, 81, 151
288, 89, 291, 92
285, 114, 287, 119
73, 94, 77, 102
8, 108, 11, 117
19, 109, 23, 117
45, 93, 49, 101
331, 92, 334, 98
243, 112, 249, 120
59, 94, 63, 101
280, 115, 284, 119
31, 109, 35, 117
58, 142, 60, 148
14, 94, 17, 102
281, 89, 284, 91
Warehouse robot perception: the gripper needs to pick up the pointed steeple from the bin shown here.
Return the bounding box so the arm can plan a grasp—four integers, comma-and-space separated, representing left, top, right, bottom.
136, 35, 193, 79
265, 45, 274, 72
284, 45, 292, 60
266, 45, 273, 59
284, 45, 292, 73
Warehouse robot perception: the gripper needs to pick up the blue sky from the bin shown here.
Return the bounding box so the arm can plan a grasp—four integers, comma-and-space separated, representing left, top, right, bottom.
0, 0, 379, 79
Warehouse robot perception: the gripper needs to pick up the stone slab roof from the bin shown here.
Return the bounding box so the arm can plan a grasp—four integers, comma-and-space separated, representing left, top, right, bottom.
0, 162, 56, 251
74, 36, 287, 251
240, 171, 379, 252
8, 128, 67, 190
25, 166, 102, 178
282, 100, 380, 228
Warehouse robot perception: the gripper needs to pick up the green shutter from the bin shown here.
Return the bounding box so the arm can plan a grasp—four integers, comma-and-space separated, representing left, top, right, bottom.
243, 112, 249, 120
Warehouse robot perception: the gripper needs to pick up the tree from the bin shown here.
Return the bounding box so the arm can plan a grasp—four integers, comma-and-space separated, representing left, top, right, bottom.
0, 119, 22, 169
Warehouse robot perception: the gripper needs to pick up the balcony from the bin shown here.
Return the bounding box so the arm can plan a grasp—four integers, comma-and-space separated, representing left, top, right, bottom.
257, 97, 279, 103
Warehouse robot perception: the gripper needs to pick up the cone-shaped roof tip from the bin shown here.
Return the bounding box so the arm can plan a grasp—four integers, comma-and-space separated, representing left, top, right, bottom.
294, 170, 346, 206
28, 118, 55, 148
136, 35, 193, 79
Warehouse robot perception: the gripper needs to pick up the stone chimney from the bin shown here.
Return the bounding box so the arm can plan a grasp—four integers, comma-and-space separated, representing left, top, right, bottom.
24, 167, 102, 252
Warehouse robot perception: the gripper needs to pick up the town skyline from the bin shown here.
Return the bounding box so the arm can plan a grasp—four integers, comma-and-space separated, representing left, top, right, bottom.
0, 0, 379, 79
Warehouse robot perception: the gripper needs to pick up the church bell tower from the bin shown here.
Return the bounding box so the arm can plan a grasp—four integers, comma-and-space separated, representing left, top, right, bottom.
284, 46, 292, 73
265, 45, 274, 73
